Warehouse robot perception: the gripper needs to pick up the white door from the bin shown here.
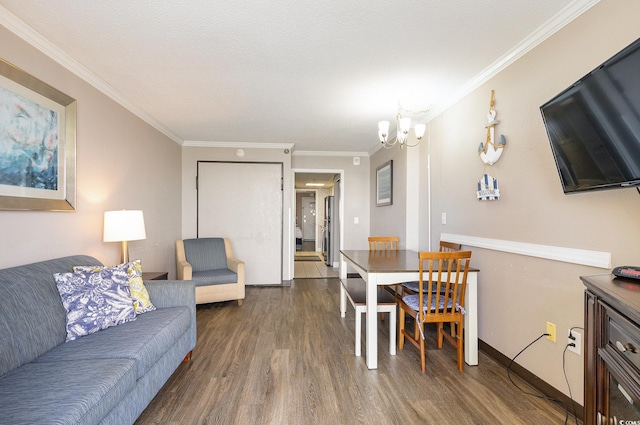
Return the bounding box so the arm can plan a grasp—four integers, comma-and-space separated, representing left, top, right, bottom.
301, 196, 315, 241
197, 161, 282, 285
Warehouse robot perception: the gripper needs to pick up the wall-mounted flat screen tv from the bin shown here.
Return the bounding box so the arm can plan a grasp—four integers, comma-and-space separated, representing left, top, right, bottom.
540, 37, 640, 194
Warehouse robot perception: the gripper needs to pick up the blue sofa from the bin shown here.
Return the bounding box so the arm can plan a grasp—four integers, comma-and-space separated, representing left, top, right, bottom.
0, 255, 196, 425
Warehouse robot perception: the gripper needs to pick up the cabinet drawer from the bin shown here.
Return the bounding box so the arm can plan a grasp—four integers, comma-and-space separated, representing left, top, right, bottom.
605, 302, 640, 373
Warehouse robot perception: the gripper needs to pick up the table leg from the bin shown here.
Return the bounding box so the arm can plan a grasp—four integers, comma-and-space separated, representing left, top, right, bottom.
465, 272, 478, 366
365, 273, 378, 369
339, 252, 347, 317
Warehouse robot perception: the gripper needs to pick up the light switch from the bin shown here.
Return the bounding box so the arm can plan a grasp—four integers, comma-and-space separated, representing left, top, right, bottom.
441, 213, 447, 225
354, 217, 359, 224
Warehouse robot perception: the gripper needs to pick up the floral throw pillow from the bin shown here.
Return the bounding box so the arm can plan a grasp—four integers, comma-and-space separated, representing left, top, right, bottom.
54, 264, 136, 342
74, 259, 156, 314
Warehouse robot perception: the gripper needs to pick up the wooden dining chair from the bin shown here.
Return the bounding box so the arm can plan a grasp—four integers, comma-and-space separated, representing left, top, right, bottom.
398, 250, 472, 372
368, 236, 399, 252
400, 240, 461, 296
368, 236, 400, 319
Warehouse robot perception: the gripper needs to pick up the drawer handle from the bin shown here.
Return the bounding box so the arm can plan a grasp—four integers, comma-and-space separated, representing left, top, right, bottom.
616, 340, 638, 353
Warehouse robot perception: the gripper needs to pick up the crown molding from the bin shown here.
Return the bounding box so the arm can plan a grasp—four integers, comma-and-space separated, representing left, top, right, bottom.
0, 5, 183, 145
182, 140, 295, 149
292, 150, 369, 157
427, 0, 600, 122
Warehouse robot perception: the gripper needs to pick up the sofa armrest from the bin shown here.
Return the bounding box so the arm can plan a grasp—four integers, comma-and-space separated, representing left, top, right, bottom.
145, 280, 195, 309
145, 279, 196, 348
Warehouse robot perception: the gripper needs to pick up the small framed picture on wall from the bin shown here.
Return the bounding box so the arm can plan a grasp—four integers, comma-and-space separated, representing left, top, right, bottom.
376, 160, 393, 206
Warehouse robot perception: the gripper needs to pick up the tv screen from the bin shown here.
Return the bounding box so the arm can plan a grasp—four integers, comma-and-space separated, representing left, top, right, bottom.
540, 37, 640, 194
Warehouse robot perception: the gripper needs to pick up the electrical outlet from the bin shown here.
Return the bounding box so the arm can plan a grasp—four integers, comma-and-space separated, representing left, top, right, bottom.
546, 322, 556, 342
567, 329, 582, 355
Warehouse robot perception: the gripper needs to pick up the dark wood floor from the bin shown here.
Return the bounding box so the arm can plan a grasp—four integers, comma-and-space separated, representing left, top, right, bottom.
135, 278, 569, 424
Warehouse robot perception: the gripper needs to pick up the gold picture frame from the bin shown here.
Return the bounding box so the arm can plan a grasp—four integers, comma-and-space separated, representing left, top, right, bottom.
0, 58, 76, 211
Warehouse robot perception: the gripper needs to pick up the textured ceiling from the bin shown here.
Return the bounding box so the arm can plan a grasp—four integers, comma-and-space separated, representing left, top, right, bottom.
0, 0, 596, 154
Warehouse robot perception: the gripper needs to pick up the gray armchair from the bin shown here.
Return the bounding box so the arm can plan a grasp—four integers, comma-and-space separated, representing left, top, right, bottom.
176, 237, 245, 305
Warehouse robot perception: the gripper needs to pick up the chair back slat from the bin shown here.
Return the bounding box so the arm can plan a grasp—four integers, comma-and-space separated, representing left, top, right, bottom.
417, 250, 471, 322
439, 241, 462, 253
368, 236, 399, 251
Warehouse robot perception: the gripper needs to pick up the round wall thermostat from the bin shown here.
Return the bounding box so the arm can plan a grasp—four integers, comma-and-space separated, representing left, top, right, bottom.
235, 149, 245, 157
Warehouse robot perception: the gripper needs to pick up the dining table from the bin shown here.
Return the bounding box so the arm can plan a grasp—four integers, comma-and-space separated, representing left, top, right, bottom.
339, 249, 479, 370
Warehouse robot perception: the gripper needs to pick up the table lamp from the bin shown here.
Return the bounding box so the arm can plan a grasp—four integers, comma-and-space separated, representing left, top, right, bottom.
103, 210, 146, 263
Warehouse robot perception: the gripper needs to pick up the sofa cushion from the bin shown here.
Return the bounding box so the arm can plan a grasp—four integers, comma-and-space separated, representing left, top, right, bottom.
0, 255, 103, 377
54, 265, 137, 341
192, 269, 238, 286
183, 237, 227, 272
0, 358, 136, 425
74, 259, 156, 315
36, 306, 191, 379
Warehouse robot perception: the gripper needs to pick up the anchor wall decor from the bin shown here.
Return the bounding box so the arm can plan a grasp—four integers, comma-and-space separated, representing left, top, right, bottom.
478, 90, 506, 165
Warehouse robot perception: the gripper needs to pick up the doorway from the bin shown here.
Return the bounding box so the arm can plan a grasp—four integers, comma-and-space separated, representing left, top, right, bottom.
293, 171, 341, 279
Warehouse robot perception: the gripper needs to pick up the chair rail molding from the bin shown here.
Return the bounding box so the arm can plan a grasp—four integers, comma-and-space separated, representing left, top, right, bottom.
440, 233, 611, 269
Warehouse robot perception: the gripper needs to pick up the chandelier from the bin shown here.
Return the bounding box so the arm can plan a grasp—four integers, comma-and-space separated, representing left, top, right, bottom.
378, 105, 428, 149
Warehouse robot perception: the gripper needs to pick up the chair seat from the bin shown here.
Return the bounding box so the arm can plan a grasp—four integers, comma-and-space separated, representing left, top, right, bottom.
402, 281, 454, 294
402, 294, 465, 315
401, 281, 420, 293
192, 269, 238, 286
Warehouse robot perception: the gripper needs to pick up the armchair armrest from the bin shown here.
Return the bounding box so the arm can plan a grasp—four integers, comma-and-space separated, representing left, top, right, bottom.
227, 257, 245, 285
175, 240, 193, 280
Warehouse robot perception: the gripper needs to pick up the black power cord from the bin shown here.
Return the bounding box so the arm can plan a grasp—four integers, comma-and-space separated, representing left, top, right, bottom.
507, 333, 572, 424
564, 326, 584, 425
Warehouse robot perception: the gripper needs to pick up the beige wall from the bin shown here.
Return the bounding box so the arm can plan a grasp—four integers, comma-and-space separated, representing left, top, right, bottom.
0, 27, 182, 275
370, 145, 410, 249
415, 0, 640, 402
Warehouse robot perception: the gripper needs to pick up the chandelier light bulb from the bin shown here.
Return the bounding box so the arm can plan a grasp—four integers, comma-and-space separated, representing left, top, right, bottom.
378, 121, 390, 143
399, 117, 411, 134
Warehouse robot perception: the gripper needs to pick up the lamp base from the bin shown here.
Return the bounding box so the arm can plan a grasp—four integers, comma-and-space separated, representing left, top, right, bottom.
120, 240, 130, 264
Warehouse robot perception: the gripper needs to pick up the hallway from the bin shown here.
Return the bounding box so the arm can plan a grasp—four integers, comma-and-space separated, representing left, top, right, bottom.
294, 241, 339, 279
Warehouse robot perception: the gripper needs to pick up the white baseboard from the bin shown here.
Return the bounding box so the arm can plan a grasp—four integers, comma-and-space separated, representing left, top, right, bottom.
440, 233, 611, 269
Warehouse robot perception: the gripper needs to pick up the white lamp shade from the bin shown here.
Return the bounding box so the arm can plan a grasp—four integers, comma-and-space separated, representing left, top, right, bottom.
103, 210, 146, 242
378, 121, 389, 135
414, 123, 426, 139
399, 117, 411, 133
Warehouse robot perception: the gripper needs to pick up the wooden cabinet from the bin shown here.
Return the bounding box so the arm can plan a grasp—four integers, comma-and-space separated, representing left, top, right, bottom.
582, 274, 640, 424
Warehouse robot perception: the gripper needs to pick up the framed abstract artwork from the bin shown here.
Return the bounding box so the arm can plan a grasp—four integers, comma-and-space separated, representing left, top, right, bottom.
0, 58, 76, 211
376, 160, 393, 206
